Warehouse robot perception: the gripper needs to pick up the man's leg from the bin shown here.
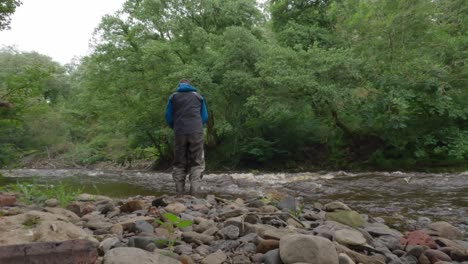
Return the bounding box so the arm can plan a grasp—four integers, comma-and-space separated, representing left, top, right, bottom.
187, 133, 205, 196
173, 134, 188, 195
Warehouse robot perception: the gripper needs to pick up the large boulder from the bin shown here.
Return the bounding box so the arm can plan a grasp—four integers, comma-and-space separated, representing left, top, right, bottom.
0, 211, 93, 246
0, 239, 97, 264
326, 211, 365, 229
103, 247, 180, 264
279, 234, 339, 264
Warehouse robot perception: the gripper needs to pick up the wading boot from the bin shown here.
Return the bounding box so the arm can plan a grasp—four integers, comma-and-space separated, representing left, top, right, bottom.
189, 181, 202, 197
175, 181, 185, 195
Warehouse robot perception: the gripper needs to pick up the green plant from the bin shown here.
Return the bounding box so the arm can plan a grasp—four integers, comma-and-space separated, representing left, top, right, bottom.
290, 204, 305, 218
155, 213, 193, 251
22, 215, 41, 227
4, 179, 83, 207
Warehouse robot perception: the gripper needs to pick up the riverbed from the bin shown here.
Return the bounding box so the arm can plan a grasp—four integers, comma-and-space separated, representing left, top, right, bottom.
1, 169, 467, 231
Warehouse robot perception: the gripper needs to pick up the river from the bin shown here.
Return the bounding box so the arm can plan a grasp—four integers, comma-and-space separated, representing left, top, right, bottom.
1, 169, 467, 231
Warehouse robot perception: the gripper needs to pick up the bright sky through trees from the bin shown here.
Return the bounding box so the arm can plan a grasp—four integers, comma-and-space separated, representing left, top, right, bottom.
0, 0, 126, 64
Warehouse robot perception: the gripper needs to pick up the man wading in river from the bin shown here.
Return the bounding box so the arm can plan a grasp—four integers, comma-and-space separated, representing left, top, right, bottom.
165, 79, 208, 195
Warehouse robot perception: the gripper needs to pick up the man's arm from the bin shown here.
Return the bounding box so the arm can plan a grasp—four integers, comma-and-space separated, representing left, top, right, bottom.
201, 97, 208, 124
164, 96, 174, 128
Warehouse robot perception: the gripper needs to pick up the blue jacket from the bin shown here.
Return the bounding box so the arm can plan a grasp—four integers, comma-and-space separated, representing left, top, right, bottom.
165, 83, 208, 130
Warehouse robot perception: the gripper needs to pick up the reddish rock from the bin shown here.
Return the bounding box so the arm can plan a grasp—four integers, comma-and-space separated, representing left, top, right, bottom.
66, 202, 96, 217
400, 230, 437, 249
120, 200, 146, 213
0, 239, 97, 264
256, 238, 280, 253
0, 195, 16, 207
425, 249, 452, 263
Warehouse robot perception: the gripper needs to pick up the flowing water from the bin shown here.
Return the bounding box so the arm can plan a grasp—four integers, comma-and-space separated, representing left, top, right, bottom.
1, 169, 467, 230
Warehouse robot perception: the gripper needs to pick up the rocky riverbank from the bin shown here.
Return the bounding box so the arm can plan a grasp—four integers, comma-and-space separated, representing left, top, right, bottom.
0, 191, 467, 264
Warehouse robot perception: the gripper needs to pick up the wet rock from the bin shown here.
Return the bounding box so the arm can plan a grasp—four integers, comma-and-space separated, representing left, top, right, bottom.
424, 249, 452, 263
326, 211, 365, 229
0, 194, 16, 207
103, 247, 180, 264
400, 230, 437, 249
152, 196, 168, 207
276, 195, 296, 211
45, 199, 58, 207
279, 234, 339, 264
324, 201, 351, 212
120, 200, 146, 213
182, 231, 214, 244
334, 229, 367, 246
338, 253, 356, 264
0, 239, 97, 264
165, 202, 187, 215
219, 225, 240, 240
135, 220, 154, 234
427, 221, 463, 240
201, 249, 227, 264
174, 244, 193, 255
256, 238, 280, 253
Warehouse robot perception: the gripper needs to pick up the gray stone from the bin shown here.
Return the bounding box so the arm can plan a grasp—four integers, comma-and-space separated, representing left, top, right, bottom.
335, 229, 367, 246
127, 236, 157, 251
338, 253, 356, 264
279, 234, 339, 264
103, 247, 180, 264
428, 221, 463, 240
263, 249, 283, 264
182, 231, 214, 244
201, 249, 227, 264
135, 220, 154, 234
209, 240, 240, 253
45, 199, 59, 207
99, 237, 123, 254
195, 244, 210, 256
363, 223, 403, 237
219, 225, 240, 240
232, 255, 252, 264
174, 244, 193, 255
251, 253, 264, 263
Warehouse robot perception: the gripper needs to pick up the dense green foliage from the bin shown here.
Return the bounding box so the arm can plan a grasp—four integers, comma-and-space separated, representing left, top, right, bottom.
0, 0, 467, 171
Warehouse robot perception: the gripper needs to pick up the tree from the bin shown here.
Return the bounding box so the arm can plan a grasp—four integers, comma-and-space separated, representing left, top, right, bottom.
0, 0, 22, 30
